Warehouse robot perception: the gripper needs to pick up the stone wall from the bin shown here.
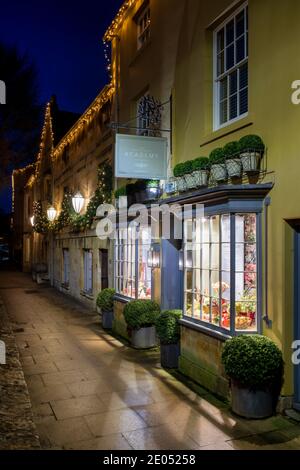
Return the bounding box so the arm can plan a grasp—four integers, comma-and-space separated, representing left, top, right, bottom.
179, 324, 229, 399
0, 297, 40, 449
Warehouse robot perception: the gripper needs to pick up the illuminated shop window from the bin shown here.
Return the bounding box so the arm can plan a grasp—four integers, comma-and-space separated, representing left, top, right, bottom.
114, 226, 152, 300
183, 213, 258, 334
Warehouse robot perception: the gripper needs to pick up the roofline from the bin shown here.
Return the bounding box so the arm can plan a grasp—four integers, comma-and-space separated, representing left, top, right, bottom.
103, 0, 137, 41
52, 83, 115, 158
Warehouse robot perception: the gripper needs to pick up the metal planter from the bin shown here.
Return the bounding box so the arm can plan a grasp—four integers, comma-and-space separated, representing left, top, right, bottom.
225, 158, 242, 178
210, 163, 227, 183
192, 170, 209, 188
184, 173, 197, 190
165, 178, 177, 195
131, 326, 157, 349
102, 310, 114, 329
160, 343, 180, 368
240, 151, 261, 173
176, 176, 188, 193
231, 381, 275, 419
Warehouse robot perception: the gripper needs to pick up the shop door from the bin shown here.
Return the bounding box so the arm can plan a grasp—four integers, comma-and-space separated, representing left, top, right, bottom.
100, 249, 108, 290
294, 231, 300, 409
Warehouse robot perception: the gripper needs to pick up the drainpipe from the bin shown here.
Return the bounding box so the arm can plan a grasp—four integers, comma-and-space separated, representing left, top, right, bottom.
263, 196, 272, 328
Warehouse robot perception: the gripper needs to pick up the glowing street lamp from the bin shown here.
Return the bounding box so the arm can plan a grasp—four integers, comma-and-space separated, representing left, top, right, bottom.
72, 191, 85, 214
47, 206, 57, 222
30, 216, 35, 226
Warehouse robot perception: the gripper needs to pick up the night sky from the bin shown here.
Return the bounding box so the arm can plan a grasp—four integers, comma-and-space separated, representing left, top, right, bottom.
0, 0, 123, 213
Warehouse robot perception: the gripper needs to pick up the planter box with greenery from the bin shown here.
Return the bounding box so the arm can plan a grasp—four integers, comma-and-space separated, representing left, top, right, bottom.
192, 157, 210, 188
96, 288, 116, 329
173, 162, 190, 192
238, 135, 265, 173
123, 299, 160, 349
156, 309, 182, 368
222, 335, 284, 419
224, 141, 242, 179
209, 148, 227, 183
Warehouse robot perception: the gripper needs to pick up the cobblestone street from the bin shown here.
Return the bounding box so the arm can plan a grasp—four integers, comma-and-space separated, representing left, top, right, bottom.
1, 270, 300, 450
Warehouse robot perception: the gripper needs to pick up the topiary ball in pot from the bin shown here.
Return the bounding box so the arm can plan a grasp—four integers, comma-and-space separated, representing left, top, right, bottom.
156, 310, 182, 368
192, 157, 209, 188
182, 160, 196, 190
209, 148, 227, 183
238, 135, 265, 174
223, 141, 242, 179
173, 162, 188, 192
124, 299, 161, 349
96, 288, 116, 329
222, 335, 284, 419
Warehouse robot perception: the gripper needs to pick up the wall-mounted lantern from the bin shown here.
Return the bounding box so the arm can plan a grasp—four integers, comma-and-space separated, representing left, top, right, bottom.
147, 244, 160, 269
47, 206, 57, 222
72, 191, 85, 214
30, 216, 35, 227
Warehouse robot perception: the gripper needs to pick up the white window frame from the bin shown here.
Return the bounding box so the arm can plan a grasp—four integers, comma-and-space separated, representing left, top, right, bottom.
63, 249, 70, 286
213, 2, 248, 130
137, 4, 150, 50
83, 250, 93, 294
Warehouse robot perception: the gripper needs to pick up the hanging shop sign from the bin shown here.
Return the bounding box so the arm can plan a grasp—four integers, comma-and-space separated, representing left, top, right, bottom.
115, 134, 168, 180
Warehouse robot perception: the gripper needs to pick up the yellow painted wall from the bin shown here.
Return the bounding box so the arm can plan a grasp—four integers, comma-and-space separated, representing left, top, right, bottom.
173, 0, 300, 395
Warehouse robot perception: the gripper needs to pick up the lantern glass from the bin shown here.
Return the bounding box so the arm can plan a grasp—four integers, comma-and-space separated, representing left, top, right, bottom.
47, 207, 57, 222
30, 216, 35, 227
72, 191, 85, 214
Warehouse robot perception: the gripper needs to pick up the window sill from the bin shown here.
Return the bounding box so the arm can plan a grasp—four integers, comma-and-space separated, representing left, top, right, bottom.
200, 115, 254, 148
113, 293, 134, 304
179, 317, 232, 342
80, 291, 94, 300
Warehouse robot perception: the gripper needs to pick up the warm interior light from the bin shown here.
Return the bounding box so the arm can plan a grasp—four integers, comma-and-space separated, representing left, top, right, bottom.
147, 246, 160, 268
72, 191, 85, 214
47, 207, 57, 222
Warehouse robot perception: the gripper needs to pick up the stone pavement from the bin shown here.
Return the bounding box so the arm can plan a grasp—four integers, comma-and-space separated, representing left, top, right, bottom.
1, 269, 300, 450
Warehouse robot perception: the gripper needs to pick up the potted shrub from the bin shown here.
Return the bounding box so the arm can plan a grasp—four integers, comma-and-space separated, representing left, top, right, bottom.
191, 156, 210, 188
96, 288, 116, 329
114, 187, 127, 210
144, 180, 162, 201
124, 299, 160, 349
223, 141, 242, 179
238, 135, 265, 173
173, 162, 188, 192
182, 160, 197, 190
209, 148, 227, 183
222, 335, 284, 419
156, 310, 182, 368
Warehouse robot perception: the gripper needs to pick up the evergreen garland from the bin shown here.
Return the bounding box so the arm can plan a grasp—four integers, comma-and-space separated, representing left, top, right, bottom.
32, 201, 49, 234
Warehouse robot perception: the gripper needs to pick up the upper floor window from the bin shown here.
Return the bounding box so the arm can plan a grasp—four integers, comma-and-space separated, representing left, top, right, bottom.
214, 4, 248, 129
137, 4, 150, 50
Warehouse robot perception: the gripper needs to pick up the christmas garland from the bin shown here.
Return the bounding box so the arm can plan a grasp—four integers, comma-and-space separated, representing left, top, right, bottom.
32, 162, 113, 234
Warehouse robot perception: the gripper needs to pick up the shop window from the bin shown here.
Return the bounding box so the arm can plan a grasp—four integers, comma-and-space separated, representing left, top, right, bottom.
83, 250, 93, 294
63, 249, 70, 286
114, 226, 152, 299
183, 213, 258, 334
214, 3, 248, 129
137, 4, 150, 50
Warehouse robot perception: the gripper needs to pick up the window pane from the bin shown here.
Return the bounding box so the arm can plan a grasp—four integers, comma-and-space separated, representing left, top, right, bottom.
239, 63, 248, 89
211, 216, 220, 242
220, 77, 228, 100
229, 94, 238, 120
226, 19, 234, 45
226, 44, 235, 70
220, 100, 228, 124
236, 9, 245, 38
217, 52, 225, 76
217, 28, 224, 53
236, 35, 245, 62
239, 88, 248, 115
211, 244, 219, 270
229, 70, 237, 95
